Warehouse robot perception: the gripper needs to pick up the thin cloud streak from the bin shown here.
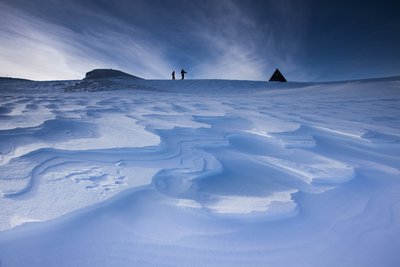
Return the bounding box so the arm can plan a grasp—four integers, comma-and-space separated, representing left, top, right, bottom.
158, 0, 307, 81
0, 3, 173, 80
0, 0, 310, 81
0, 4, 102, 80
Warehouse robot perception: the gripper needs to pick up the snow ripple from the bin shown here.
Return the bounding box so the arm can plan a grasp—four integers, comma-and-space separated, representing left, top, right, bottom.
1, 79, 400, 266
1, 114, 358, 229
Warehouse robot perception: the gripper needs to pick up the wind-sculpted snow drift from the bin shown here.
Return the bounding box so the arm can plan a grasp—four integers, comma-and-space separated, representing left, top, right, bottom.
0, 78, 399, 266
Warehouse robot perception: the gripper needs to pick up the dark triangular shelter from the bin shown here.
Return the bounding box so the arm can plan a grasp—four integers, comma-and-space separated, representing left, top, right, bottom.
269, 68, 287, 82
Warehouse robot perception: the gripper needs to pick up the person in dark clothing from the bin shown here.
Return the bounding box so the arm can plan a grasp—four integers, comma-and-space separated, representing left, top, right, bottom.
181, 69, 187, 80
172, 71, 175, 80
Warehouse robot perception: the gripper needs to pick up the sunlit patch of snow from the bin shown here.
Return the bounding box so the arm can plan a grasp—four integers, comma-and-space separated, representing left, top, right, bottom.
9, 216, 40, 228
206, 191, 297, 215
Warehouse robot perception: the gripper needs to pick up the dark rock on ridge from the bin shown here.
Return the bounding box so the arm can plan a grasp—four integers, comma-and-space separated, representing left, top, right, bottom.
84, 69, 143, 80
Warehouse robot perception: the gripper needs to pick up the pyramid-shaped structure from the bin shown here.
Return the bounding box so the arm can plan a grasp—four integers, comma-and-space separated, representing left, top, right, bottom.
269, 69, 287, 82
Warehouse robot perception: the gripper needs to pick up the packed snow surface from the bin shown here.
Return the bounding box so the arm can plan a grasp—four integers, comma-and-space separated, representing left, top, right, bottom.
0, 77, 399, 266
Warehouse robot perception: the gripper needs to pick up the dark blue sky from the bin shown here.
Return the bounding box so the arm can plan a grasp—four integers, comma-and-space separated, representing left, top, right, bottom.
0, 0, 399, 81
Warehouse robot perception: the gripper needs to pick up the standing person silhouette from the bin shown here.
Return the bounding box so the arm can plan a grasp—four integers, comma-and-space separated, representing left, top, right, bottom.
172, 71, 175, 80
181, 69, 187, 80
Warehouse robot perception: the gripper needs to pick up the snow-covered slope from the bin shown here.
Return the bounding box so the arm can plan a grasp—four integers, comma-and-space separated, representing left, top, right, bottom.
0, 77, 399, 266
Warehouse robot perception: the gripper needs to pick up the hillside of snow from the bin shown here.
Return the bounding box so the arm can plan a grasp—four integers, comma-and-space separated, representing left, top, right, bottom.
0, 77, 399, 266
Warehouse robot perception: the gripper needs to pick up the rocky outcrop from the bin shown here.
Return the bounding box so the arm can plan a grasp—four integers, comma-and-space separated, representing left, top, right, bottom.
84, 69, 143, 80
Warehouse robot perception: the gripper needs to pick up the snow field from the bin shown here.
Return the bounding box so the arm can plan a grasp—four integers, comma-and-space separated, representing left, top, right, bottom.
0, 78, 399, 266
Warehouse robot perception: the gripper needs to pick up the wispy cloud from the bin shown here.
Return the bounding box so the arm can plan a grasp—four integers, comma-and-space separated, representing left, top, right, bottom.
0, 0, 310, 81
184, 1, 270, 80
0, 2, 173, 80
178, 0, 309, 80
